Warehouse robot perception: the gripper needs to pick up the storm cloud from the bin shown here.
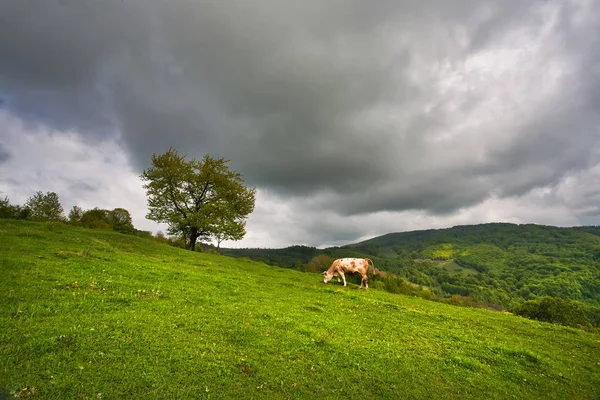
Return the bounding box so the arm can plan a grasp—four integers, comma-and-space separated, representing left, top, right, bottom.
1, 0, 599, 247
0, 143, 11, 164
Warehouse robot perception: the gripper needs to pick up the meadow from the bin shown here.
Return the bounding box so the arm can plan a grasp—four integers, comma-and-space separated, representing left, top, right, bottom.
226, 223, 600, 313
1, 220, 599, 399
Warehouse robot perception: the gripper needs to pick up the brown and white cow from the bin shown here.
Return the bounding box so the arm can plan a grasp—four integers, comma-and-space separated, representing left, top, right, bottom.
322, 258, 374, 289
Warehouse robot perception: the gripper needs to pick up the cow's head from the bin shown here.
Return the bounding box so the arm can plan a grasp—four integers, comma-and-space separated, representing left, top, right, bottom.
322, 271, 334, 283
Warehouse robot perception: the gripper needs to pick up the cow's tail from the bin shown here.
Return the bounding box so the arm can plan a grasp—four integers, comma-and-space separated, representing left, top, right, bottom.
366, 258, 375, 275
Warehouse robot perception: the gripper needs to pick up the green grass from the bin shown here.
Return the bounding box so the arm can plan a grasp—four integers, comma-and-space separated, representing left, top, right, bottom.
1, 220, 599, 399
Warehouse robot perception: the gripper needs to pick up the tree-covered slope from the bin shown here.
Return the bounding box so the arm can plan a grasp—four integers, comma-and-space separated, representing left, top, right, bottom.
2, 220, 599, 399
351, 223, 600, 306
221, 245, 371, 269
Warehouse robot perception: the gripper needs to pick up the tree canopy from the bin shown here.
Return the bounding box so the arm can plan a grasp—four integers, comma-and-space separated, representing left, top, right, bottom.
77, 207, 135, 234
141, 148, 256, 251
25, 191, 65, 221
68, 205, 83, 224
0, 193, 30, 219
109, 208, 135, 234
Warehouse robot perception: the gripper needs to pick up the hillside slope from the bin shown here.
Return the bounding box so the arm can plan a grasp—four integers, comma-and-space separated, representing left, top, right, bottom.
1, 220, 599, 399
226, 223, 600, 308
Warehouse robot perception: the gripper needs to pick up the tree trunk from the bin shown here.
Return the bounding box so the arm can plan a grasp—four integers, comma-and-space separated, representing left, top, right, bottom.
188, 227, 199, 251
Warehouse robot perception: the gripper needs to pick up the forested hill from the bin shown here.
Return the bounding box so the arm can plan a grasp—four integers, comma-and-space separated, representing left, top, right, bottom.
351, 223, 600, 252
223, 223, 600, 308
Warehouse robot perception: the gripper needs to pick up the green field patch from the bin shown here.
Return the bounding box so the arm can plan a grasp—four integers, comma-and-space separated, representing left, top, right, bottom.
421, 243, 460, 260
415, 258, 479, 274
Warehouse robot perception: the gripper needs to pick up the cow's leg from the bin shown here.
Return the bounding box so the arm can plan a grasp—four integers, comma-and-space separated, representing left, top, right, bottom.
359, 273, 368, 290
339, 272, 346, 286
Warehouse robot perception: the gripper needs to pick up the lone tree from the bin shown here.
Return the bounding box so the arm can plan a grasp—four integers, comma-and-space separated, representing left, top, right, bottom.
141, 148, 256, 251
25, 191, 65, 221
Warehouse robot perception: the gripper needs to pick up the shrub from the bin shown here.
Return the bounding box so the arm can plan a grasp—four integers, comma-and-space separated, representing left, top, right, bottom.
445, 294, 482, 308
80, 208, 112, 230
154, 231, 169, 244
512, 296, 598, 328
0, 196, 30, 220
168, 236, 187, 249
370, 280, 385, 290
79, 207, 136, 234
382, 276, 417, 296
135, 230, 153, 239
305, 255, 334, 273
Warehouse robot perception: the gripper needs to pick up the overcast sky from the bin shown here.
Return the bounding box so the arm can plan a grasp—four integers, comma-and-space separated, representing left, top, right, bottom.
1, 0, 600, 248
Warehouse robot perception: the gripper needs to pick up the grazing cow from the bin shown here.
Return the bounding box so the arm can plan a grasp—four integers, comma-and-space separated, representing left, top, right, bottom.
323, 258, 374, 289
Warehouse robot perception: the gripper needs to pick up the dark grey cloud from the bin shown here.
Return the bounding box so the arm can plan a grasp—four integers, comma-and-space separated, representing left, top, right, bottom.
0, 0, 141, 136
1, 0, 599, 228
0, 143, 11, 164
64, 179, 98, 194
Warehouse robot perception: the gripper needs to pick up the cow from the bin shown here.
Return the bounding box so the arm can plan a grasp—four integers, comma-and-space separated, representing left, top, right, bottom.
322, 258, 374, 289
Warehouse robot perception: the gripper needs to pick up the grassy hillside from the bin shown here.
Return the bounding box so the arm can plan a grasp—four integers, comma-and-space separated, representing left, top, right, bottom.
1, 220, 599, 399
226, 223, 600, 309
